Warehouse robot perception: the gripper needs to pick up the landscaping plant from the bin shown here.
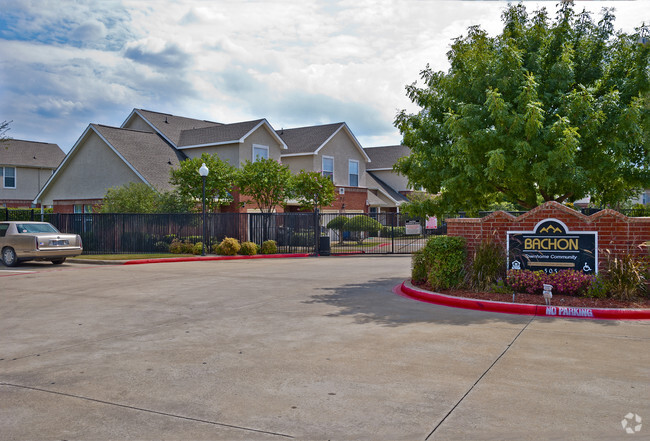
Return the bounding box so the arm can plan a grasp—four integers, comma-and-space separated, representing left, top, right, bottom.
412, 235, 466, 290
467, 238, 507, 291
604, 251, 647, 300
216, 237, 241, 256
261, 240, 278, 254
239, 241, 258, 256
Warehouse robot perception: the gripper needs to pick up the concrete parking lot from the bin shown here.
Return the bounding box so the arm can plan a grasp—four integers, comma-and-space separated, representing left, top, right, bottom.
1, 256, 649, 440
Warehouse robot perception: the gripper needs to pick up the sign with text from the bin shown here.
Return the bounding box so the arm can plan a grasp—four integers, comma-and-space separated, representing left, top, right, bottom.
507, 219, 597, 274
405, 221, 422, 235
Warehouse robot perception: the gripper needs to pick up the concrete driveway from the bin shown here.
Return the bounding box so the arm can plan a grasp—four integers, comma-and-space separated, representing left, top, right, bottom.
1, 256, 648, 440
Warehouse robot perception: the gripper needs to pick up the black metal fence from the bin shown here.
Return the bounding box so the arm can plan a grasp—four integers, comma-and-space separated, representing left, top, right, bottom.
1, 209, 447, 255
4, 206, 648, 255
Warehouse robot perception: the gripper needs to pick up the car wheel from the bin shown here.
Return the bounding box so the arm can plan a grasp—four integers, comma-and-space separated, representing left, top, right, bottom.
2, 247, 19, 267
51, 258, 66, 265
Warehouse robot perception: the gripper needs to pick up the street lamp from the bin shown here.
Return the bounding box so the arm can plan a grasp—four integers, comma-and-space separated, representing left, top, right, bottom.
199, 163, 209, 256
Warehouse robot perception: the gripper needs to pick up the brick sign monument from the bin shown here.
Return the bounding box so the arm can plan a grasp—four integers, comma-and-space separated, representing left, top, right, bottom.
447, 202, 649, 273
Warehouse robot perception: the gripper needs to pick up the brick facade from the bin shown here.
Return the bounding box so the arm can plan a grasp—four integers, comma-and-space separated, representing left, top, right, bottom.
447, 201, 650, 270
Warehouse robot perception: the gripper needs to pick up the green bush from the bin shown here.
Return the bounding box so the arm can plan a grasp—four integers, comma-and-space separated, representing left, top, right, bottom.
413, 235, 466, 290
468, 239, 507, 291
154, 241, 170, 253
193, 242, 204, 255
584, 274, 608, 299
345, 215, 383, 244
180, 240, 195, 254
290, 231, 313, 246
216, 237, 241, 256
327, 216, 349, 244
169, 238, 183, 254
411, 251, 428, 284
261, 240, 278, 254
381, 226, 406, 237
239, 241, 258, 255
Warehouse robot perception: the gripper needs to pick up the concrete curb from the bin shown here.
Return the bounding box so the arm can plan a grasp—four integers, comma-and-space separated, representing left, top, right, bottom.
396, 280, 650, 320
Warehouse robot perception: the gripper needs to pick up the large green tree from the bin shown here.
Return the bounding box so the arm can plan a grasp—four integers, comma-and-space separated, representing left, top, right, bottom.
291, 170, 336, 211
395, 2, 650, 215
236, 158, 293, 213
170, 153, 237, 212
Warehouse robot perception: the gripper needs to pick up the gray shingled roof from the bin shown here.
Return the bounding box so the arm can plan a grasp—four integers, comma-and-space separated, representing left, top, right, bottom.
135, 109, 222, 146
277, 123, 344, 154
92, 124, 187, 192
367, 171, 409, 203
1, 139, 65, 168
364, 145, 410, 170
177, 119, 266, 147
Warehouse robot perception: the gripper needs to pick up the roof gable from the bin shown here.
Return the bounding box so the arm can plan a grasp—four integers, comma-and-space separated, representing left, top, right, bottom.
278, 122, 370, 161
177, 119, 288, 150
1, 139, 64, 168
123, 109, 223, 147
364, 145, 410, 170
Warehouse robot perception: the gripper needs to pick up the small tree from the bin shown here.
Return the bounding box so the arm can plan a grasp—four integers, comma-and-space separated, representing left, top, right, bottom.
100, 182, 158, 213
1, 120, 11, 145
292, 170, 336, 211
326, 215, 349, 244
236, 158, 293, 213
170, 153, 237, 212
345, 215, 382, 245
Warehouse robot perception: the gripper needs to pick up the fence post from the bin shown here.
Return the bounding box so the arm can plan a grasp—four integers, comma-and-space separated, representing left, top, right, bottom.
391, 212, 396, 254
314, 207, 320, 256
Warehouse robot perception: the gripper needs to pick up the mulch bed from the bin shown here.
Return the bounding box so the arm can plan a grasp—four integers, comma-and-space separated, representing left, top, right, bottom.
413, 282, 650, 309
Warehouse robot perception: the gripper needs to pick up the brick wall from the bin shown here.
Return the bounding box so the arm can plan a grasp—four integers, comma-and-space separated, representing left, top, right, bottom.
447, 201, 650, 270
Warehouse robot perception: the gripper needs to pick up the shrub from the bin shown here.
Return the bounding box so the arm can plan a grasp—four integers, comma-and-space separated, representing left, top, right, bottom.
584, 274, 608, 299
169, 238, 183, 254
381, 226, 406, 237
411, 251, 428, 284
180, 240, 195, 254
290, 231, 313, 247
507, 270, 545, 294
604, 251, 647, 300
468, 239, 507, 291
239, 241, 258, 255
507, 269, 594, 296
261, 240, 278, 254
217, 237, 241, 255
154, 241, 170, 253
346, 215, 382, 244
193, 242, 204, 255
418, 235, 466, 290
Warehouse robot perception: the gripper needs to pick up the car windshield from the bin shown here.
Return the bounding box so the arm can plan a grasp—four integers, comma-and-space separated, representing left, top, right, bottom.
16, 223, 60, 234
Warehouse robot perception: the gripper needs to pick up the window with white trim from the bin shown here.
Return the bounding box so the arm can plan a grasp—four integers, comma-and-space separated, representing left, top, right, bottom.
1, 167, 16, 188
253, 144, 269, 162
322, 156, 334, 182
348, 160, 359, 187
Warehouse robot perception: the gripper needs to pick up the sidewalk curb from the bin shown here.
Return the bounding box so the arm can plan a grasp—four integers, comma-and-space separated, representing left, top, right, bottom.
396, 281, 650, 320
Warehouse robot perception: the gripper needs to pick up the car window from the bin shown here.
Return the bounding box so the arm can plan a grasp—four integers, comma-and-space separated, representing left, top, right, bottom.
15, 223, 60, 234
0, 223, 8, 237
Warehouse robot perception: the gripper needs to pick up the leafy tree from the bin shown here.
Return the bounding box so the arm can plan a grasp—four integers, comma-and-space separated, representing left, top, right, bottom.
100, 182, 159, 213
99, 182, 194, 213
326, 215, 349, 244
236, 158, 293, 213
345, 215, 382, 245
395, 2, 650, 216
170, 153, 237, 212
292, 170, 336, 211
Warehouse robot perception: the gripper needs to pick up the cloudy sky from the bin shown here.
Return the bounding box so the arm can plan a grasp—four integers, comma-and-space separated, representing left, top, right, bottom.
0, 0, 646, 153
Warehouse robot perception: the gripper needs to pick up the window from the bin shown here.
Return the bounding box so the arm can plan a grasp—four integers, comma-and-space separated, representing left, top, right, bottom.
322, 156, 334, 182
348, 160, 359, 187
0, 223, 8, 237
253, 144, 269, 162
1, 167, 16, 188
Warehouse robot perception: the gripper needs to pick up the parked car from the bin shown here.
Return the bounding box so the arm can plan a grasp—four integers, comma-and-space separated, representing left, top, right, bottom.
0, 221, 83, 267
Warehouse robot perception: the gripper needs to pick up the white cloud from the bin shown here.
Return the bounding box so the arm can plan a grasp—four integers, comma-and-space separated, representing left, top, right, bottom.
0, 0, 646, 151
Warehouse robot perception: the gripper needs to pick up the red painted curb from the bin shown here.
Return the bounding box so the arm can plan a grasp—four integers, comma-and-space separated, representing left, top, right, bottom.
123, 253, 311, 265
396, 281, 650, 320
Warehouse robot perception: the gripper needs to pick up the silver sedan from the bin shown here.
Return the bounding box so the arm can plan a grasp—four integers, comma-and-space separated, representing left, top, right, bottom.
0, 221, 83, 266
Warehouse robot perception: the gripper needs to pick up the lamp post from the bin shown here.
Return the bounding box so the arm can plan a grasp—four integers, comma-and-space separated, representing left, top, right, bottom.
199, 163, 209, 256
